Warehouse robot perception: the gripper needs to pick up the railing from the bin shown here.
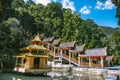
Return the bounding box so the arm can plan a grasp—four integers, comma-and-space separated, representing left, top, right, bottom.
48, 50, 102, 67
49, 51, 61, 56
92, 63, 102, 67
62, 54, 78, 64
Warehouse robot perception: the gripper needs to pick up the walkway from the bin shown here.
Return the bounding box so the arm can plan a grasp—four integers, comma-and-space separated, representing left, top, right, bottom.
48, 51, 102, 67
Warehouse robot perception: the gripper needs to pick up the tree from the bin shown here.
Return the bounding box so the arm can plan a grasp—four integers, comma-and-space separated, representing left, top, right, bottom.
61, 9, 75, 41
112, 0, 120, 26
45, 2, 63, 37
111, 30, 120, 65
0, 18, 31, 68
0, 0, 14, 22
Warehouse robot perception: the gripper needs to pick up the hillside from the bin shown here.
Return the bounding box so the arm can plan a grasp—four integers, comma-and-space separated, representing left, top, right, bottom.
100, 26, 119, 36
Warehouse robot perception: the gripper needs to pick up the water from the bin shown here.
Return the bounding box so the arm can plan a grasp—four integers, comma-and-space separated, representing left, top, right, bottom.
0, 72, 105, 80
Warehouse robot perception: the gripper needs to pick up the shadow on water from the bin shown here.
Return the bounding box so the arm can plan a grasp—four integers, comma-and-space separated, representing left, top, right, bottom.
0, 72, 105, 80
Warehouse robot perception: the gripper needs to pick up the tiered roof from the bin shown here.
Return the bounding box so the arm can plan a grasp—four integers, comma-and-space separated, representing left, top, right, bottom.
42, 37, 54, 43
51, 39, 60, 46
55, 41, 75, 49
20, 35, 49, 53
15, 53, 49, 58
69, 44, 85, 53
20, 44, 49, 51
85, 47, 107, 57
31, 35, 42, 45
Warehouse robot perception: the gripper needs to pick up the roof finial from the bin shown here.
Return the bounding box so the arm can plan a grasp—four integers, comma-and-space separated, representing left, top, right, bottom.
31, 33, 42, 45
37, 32, 39, 36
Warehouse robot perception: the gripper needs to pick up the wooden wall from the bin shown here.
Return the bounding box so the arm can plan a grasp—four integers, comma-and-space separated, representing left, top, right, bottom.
25, 57, 34, 69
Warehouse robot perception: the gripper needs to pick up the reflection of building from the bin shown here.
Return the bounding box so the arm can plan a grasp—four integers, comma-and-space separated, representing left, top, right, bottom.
14, 35, 51, 74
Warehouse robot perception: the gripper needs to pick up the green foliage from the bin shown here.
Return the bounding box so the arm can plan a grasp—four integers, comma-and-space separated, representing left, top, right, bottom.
0, 18, 31, 68
111, 30, 120, 65
0, 1, 119, 67
112, 30, 120, 44
0, 0, 15, 22
100, 26, 119, 36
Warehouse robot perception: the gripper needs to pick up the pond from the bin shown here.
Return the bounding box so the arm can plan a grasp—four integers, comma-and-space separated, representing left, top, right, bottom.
0, 72, 105, 80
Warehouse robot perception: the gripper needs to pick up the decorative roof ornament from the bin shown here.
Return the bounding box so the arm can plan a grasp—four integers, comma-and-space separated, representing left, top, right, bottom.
31, 34, 42, 45
69, 44, 85, 53
52, 39, 60, 46
42, 36, 54, 43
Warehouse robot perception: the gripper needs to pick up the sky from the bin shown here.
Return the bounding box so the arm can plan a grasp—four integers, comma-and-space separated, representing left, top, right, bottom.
24, 0, 119, 28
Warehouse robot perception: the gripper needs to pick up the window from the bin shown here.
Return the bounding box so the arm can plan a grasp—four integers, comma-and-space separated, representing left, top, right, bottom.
17, 58, 21, 64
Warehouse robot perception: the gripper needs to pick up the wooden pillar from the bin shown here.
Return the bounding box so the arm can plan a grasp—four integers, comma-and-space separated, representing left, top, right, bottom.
15, 57, 18, 67
69, 51, 71, 66
81, 57, 83, 63
78, 55, 80, 66
66, 49, 69, 56
61, 49, 63, 64
50, 59, 52, 68
37, 50, 39, 54
53, 48, 55, 64
42, 44, 44, 47
21, 58, 24, 64
21, 58, 24, 67
108, 61, 110, 67
29, 49, 32, 53
48, 44, 50, 50
51, 46, 53, 51
101, 56, 104, 68
46, 59, 48, 69
54, 48, 55, 56
65, 50, 66, 55
89, 56, 91, 67
43, 51, 45, 55
72, 53, 74, 58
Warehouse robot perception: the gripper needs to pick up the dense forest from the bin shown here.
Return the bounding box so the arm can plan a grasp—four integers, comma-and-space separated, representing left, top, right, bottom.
0, 0, 120, 68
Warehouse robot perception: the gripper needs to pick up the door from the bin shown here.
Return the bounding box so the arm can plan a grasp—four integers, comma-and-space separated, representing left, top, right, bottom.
34, 57, 40, 69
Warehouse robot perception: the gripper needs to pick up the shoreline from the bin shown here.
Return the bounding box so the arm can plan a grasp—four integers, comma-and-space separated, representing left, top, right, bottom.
1, 66, 120, 77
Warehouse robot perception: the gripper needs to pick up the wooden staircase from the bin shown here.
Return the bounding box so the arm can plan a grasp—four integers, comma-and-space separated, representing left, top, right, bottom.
48, 51, 80, 66
48, 51, 102, 67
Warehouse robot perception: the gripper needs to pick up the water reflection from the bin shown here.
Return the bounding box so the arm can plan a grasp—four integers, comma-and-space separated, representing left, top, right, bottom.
0, 72, 105, 80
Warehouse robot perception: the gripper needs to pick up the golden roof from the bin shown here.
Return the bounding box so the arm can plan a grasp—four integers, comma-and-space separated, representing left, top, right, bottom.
14, 53, 49, 58
20, 44, 49, 51
31, 35, 42, 44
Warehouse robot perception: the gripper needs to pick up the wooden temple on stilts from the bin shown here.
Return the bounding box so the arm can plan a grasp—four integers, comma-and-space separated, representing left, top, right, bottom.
14, 34, 114, 74
14, 35, 51, 74
42, 36, 113, 68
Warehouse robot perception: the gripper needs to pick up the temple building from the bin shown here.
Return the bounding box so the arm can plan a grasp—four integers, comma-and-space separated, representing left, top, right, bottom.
14, 34, 113, 72
79, 47, 107, 68
41, 36, 113, 68
14, 35, 51, 74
